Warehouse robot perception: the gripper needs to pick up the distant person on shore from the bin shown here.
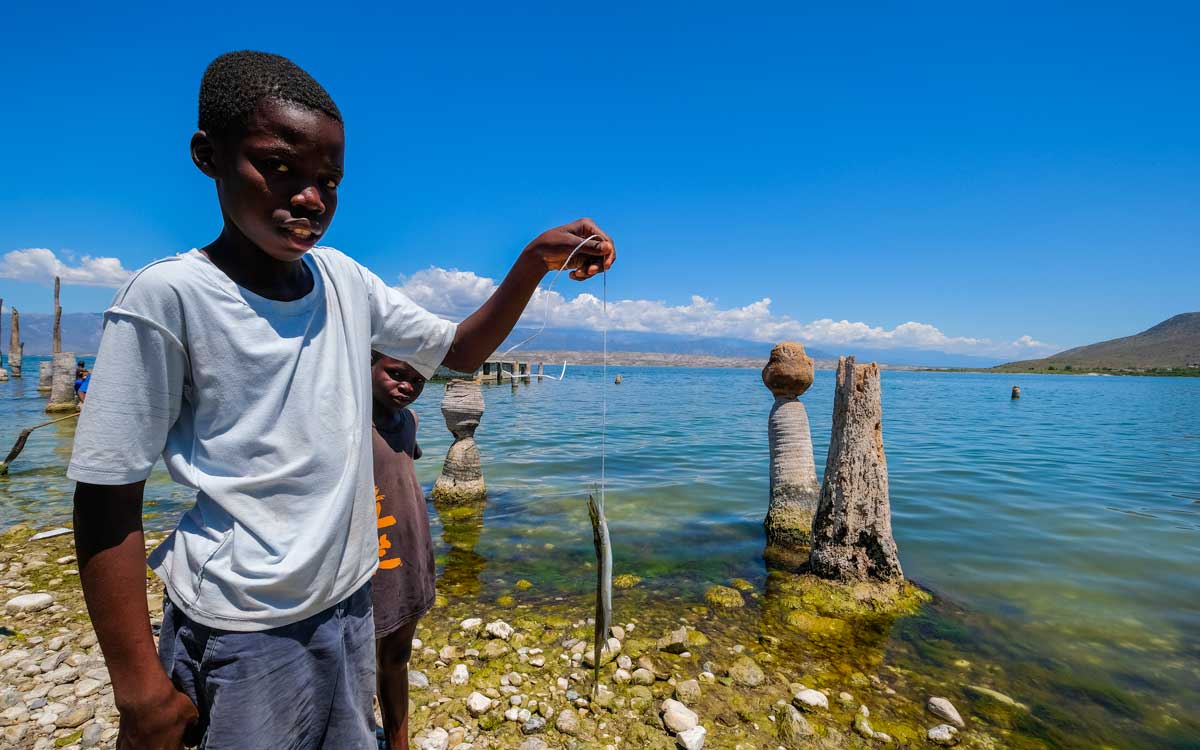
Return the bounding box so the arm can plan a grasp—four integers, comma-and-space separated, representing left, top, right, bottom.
74, 361, 90, 394
76, 372, 90, 405
368, 353, 433, 750
68, 50, 614, 750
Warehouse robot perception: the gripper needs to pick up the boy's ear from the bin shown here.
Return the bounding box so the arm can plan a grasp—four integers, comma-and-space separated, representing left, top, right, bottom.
190, 130, 218, 178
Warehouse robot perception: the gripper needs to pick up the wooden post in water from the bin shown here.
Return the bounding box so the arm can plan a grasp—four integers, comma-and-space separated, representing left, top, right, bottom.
46, 352, 78, 413
809, 356, 904, 585
52, 277, 62, 354
8, 308, 21, 378
510, 360, 518, 390
0, 298, 6, 381
537, 362, 544, 382
37, 362, 53, 392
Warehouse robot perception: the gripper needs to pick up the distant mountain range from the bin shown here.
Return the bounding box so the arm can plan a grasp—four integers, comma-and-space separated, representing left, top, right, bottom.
0, 313, 1005, 368
0, 312, 104, 357
996, 312, 1200, 372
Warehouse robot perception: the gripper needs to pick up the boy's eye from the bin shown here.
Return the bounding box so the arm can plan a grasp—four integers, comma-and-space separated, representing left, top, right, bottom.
325, 179, 339, 190
265, 159, 289, 173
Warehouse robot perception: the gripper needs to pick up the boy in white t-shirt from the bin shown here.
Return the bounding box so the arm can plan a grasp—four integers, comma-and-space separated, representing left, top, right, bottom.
68, 50, 614, 750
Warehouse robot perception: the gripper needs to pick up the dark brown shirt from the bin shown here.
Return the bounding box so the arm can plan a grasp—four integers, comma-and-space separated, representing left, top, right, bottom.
370, 408, 435, 638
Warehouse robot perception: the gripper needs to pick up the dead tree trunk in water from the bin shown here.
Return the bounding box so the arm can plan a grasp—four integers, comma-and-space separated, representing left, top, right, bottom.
8, 308, 21, 378
809, 356, 904, 584
46, 352, 78, 413
52, 276, 62, 354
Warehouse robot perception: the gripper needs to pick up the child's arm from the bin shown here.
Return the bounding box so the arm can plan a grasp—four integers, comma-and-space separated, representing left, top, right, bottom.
74, 481, 198, 747
441, 218, 615, 372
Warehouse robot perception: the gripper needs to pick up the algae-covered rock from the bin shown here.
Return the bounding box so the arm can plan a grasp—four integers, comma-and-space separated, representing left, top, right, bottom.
705, 585, 745, 608
515, 579, 533, 590
730, 578, 755, 592
613, 573, 642, 589
728, 655, 766, 687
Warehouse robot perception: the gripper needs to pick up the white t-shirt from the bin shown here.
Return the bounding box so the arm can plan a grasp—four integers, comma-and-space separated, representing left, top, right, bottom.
68, 247, 456, 632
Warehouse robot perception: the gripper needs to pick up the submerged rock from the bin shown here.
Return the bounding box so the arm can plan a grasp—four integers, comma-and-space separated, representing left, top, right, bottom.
728, 655, 765, 687
613, 573, 643, 589
963, 684, 1027, 711
675, 678, 701, 705
704, 585, 745, 608
927, 696, 965, 728
777, 704, 814, 746
661, 698, 699, 733
793, 688, 829, 712
927, 723, 960, 746
466, 692, 492, 716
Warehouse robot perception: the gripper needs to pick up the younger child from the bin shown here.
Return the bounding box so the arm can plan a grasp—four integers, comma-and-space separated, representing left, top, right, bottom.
368, 353, 433, 750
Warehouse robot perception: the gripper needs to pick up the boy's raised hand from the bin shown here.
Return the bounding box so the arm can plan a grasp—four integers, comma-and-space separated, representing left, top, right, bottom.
523, 218, 616, 281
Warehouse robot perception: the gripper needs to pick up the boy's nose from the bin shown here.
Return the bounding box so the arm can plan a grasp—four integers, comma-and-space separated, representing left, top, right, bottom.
290, 186, 325, 214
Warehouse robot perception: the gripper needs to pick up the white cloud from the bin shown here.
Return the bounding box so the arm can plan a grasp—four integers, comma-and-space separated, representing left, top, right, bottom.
0, 248, 133, 288
396, 266, 1059, 358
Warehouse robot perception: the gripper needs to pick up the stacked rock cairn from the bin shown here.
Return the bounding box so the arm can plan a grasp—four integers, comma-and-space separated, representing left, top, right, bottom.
762, 342, 821, 565
432, 379, 488, 504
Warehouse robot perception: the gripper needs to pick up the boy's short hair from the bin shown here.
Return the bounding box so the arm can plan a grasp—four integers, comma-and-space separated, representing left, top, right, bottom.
199, 50, 342, 138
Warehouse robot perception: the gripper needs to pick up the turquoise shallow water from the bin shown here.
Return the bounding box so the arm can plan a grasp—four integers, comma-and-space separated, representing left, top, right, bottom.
2, 359, 1199, 747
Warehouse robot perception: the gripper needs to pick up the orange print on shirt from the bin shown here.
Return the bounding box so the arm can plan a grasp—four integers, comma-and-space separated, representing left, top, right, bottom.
375, 485, 403, 570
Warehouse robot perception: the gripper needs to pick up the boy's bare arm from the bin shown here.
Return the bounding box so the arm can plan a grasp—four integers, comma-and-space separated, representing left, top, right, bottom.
442, 218, 616, 372
74, 481, 198, 748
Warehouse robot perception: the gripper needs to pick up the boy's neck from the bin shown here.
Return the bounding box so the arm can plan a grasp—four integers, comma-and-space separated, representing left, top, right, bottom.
373, 402, 402, 427
202, 225, 314, 302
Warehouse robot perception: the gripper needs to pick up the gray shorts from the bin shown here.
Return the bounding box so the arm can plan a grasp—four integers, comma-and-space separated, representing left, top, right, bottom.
158, 584, 376, 749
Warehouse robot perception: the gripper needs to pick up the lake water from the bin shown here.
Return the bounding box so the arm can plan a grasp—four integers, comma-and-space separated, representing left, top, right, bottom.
2, 358, 1198, 748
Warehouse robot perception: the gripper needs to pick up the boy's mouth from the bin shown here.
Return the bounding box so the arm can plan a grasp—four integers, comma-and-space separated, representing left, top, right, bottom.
278, 220, 323, 243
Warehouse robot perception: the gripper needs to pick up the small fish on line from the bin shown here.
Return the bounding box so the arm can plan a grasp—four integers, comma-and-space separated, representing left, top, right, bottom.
587, 491, 612, 695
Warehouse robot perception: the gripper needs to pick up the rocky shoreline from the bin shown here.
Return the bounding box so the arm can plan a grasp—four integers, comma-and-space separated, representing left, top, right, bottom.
1, 525, 1036, 750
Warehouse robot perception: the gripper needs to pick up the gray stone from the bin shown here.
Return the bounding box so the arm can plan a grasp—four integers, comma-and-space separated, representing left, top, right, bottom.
5, 593, 54, 613
485, 620, 514, 641
74, 678, 103, 698
555, 708, 580, 736
793, 689, 828, 712
581, 637, 620, 668
927, 696, 965, 728
521, 715, 546, 735
927, 724, 959, 746
777, 704, 814, 745
809, 357, 904, 584
466, 692, 492, 717
81, 722, 103, 748
414, 726, 450, 750
677, 725, 707, 750
518, 739, 549, 750
408, 670, 430, 689
460, 617, 483, 633
451, 664, 469, 685
58, 703, 93, 728
661, 698, 699, 733
675, 679, 701, 705
657, 626, 689, 654
727, 656, 765, 687
632, 668, 656, 686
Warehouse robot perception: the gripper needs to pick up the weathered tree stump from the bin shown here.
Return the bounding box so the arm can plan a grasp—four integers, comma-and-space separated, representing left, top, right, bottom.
809, 356, 903, 585
762, 342, 820, 562
8, 308, 21, 378
45, 352, 78, 413
432, 379, 487, 505
1011, 385, 1021, 400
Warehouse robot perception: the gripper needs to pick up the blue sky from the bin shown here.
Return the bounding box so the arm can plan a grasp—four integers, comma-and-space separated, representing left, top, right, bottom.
2, 2, 1197, 358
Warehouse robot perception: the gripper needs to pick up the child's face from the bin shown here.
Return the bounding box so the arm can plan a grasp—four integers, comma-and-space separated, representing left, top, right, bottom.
372, 356, 426, 412
202, 99, 345, 263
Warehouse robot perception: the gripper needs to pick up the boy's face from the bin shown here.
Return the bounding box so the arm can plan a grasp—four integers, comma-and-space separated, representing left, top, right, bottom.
194, 99, 345, 262
372, 356, 426, 411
